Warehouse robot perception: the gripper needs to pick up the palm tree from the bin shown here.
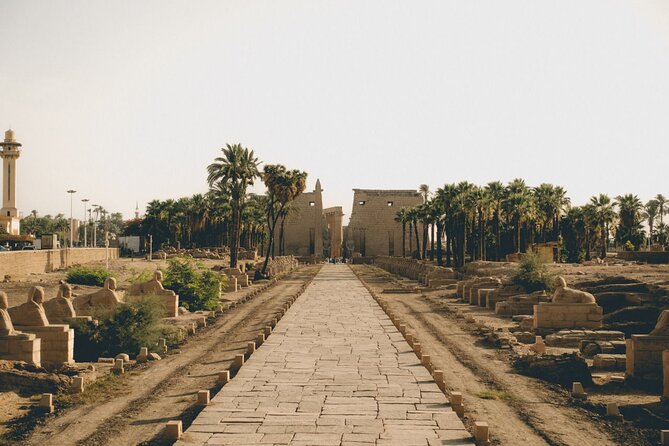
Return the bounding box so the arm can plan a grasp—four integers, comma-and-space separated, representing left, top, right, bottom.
394, 208, 409, 257
503, 179, 533, 253
614, 194, 645, 249
656, 194, 667, 226
589, 194, 616, 258
485, 181, 505, 260
643, 199, 660, 246
259, 165, 307, 277
207, 144, 260, 268
408, 207, 421, 259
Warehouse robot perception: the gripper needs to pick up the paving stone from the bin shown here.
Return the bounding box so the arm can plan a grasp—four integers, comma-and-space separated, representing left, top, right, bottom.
176, 265, 472, 445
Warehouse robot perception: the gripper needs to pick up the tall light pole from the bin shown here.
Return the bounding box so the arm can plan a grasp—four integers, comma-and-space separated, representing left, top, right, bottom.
92, 204, 99, 247
81, 198, 89, 248
67, 190, 76, 248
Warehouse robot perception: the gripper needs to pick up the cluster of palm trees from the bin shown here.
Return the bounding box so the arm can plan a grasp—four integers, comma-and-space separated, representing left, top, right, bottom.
395, 180, 667, 266
126, 143, 307, 273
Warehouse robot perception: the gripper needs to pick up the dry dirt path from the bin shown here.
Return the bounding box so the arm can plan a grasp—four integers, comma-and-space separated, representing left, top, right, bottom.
22, 266, 320, 446
177, 264, 472, 446
352, 265, 622, 446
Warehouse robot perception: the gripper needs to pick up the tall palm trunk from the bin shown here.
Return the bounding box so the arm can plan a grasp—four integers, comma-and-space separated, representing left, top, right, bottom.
600, 226, 607, 258
494, 210, 501, 261
436, 221, 443, 266
408, 221, 413, 255
430, 223, 435, 261
229, 204, 241, 268
413, 220, 421, 259
279, 215, 287, 256
401, 222, 406, 257
422, 222, 428, 260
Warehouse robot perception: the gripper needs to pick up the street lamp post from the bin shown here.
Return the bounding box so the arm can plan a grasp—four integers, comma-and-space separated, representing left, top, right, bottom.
67, 190, 76, 248
92, 204, 99, 247
81, 198, 89, 248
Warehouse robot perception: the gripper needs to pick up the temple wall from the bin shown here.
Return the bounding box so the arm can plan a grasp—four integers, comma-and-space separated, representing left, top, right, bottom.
347, 189, 422, 257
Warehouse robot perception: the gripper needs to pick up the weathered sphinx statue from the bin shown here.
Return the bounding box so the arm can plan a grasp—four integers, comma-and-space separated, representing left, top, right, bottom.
8, 286, 50, 327
126, 270, 179, 318
551, 276, 596, 304
43, 282, 77, 322
0, 292, 16, 336
73, 277, 122, 314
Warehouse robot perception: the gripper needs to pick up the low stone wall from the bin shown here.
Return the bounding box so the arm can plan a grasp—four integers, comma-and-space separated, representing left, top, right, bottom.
374, 256, 458, 287
626, 334, 669, 378
0, 248, 119, 277
258, 256, 299, 279
617, 251, 669, 264
533, 303, 603, 330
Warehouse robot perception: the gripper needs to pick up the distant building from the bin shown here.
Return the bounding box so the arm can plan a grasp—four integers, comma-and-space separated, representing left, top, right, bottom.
346, 189, 422, 257
0, 129, 22, 235
279, 180, 344, 258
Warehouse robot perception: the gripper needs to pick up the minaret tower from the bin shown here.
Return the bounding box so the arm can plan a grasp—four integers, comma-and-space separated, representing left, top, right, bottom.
0, 129, 21, 235
135, 202, 140, 219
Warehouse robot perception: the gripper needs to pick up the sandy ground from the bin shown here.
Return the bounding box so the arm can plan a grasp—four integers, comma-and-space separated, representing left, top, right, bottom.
4, 265, 320, 446
351, 264, 652, 446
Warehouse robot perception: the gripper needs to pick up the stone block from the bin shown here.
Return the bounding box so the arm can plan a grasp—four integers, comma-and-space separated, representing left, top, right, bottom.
0, 333, 40, 365
14, 324, 73, 365
70, 376, 84, 393
627, 335, 669, 378
474, 421, 490, 446
197, 390, 210, 406
218, 370, 230, 385
39, 393, 54, 413
165, 420, 182, 440
533, 303, 602, 330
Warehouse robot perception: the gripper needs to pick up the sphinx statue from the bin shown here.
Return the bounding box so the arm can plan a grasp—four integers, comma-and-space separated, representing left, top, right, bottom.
126, 270, 179, 318
128, 270, 170, 295
551, 276, 596, 304
43, 282, 77, 322
74, 277, 122, 313
649, 310, 669, 337
0, 292, 16, 336
8, 286, 50, 327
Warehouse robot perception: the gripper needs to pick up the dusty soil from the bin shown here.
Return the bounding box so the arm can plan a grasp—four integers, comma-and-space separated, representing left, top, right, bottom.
3, 265, 320, 446
352, 264, 652, 446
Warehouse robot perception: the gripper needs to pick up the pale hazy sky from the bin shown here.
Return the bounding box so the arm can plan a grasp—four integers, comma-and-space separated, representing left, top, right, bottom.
1, 1, 669, 223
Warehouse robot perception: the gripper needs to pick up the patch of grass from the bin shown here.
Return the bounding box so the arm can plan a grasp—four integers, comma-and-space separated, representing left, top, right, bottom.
476, 390, 515, 401
66, 265, 114, 286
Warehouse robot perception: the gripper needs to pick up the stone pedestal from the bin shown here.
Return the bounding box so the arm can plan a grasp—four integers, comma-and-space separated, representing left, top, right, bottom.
533, 303, 602, 331
224, 276, 238, 292
0, 332, 41, 365
14, 324, 73, 365
626, 335, 669, 378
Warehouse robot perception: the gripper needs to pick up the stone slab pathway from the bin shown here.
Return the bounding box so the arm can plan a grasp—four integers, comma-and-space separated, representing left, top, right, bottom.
176, 264, 472, 445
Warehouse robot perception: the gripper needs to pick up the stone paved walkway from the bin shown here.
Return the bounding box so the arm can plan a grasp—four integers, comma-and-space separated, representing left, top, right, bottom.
176, 265, 472, 445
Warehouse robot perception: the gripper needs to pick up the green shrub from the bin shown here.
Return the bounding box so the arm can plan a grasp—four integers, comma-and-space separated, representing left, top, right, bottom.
162, 257, 223, 311
70, 297, 176, 361
66, 266, 113, 286
512, 252, 555, 293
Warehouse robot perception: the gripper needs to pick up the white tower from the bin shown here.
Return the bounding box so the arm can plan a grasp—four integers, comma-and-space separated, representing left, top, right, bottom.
0, 129, 22, 235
